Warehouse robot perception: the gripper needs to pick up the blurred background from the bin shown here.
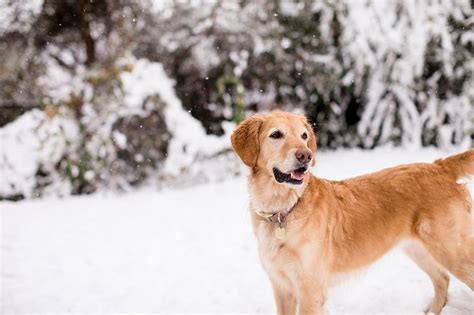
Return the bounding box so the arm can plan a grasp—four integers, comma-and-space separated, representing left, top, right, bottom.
0, 0, 473, 200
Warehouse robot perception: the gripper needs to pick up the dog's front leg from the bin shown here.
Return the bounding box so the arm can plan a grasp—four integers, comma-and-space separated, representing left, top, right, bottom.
296, 279, 327, 315
271, 279, 297, 315
298, 286, 327, 314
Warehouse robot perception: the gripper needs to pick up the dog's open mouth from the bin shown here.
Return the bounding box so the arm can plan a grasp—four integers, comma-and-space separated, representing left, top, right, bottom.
273, 166, 308, 185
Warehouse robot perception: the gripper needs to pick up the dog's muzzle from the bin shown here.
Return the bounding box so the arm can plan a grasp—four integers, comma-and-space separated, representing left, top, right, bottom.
273, 164, 308, 185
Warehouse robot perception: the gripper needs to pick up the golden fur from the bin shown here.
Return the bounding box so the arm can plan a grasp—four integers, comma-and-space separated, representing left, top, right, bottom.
231, 110, 474, 315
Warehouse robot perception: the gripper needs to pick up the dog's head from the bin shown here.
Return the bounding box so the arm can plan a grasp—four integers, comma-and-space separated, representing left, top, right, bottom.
231, 111, 316, 186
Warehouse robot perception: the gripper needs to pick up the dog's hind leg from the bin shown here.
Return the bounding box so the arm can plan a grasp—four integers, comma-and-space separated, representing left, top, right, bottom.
416, 202, 474, 291
430, 237, 474, 291
403, 242, 450, 315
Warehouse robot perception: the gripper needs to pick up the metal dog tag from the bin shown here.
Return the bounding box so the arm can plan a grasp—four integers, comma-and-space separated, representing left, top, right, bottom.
275, 227, 286, 240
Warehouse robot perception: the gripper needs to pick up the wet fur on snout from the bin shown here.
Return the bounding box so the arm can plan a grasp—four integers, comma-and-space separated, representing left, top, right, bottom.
231, 110, 474, 315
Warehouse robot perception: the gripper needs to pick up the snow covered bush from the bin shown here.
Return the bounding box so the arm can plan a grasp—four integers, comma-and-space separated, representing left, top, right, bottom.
0, 108, 80, 199
1, 55, 231, 199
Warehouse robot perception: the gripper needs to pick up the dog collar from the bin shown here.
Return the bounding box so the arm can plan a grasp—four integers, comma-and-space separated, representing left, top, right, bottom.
255, 199, 299, 240
256, 211, 287, 223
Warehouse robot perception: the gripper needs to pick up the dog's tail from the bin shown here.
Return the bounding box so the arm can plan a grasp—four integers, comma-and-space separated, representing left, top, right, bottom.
435, 149, 474, 181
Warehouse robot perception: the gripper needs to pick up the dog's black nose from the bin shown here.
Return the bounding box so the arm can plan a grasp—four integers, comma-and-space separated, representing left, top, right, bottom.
295, 149, 312, 164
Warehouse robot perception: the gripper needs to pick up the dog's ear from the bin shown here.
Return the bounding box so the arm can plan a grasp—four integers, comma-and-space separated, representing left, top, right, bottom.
231, 114, 264, 167
303, 117, 317, 166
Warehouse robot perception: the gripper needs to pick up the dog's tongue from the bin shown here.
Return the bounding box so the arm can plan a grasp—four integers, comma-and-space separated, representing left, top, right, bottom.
290, 171, 305, 181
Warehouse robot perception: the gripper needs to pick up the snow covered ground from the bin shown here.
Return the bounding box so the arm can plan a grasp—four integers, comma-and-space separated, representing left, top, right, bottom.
1, 147, 473, 313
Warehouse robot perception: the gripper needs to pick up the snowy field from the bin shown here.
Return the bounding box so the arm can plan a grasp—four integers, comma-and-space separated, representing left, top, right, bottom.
1, 147, 473, 314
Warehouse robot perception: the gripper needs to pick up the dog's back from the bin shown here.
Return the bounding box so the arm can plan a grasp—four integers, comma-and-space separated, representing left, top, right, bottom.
323, 150, 473, 272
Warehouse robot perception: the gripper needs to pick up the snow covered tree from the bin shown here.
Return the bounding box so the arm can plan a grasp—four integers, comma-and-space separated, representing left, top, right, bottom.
349, 0, 473, 148
148, 0, 472, 148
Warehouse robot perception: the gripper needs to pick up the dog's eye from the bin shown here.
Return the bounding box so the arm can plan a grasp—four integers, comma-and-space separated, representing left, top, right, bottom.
269, 130, 283, 139
301, 132, 308, 140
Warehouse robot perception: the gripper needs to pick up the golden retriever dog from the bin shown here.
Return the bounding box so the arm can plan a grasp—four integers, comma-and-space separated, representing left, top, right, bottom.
231, 110, 473, 315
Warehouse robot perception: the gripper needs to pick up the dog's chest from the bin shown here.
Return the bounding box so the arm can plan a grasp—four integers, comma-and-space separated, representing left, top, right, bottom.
255, 222, 303, 274
256, 224, 284, 255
